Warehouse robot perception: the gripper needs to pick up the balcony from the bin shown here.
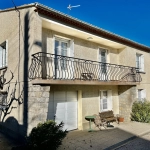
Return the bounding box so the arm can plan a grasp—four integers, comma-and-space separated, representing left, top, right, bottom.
29, 52, 142, 85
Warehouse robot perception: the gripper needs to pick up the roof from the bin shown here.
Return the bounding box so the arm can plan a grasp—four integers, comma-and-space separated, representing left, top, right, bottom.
1, 2, 150, 52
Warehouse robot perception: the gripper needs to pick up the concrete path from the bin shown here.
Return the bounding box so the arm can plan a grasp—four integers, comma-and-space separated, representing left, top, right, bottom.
58, 121, 150, 150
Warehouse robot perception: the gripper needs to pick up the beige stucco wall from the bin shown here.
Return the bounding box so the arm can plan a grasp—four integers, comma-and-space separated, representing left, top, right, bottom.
118, 47, 150, 101
0, 7, 42, 137
42, 28, 119, 64
50, 85, 119, 130
1, 5, 150, 137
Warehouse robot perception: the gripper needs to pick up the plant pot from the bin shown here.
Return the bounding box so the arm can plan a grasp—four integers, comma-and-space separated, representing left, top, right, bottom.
118, 117, 124, 122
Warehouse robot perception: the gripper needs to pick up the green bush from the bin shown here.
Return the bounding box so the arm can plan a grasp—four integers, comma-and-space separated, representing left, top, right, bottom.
131, 100, 150, 123
27, 120, 68, 150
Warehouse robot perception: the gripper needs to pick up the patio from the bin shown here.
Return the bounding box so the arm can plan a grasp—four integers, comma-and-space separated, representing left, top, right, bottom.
58, 121, 150, 150
0, 121, 150, 150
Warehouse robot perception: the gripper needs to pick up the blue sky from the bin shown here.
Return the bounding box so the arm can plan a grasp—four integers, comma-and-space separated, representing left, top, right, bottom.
0, 0, 150, 47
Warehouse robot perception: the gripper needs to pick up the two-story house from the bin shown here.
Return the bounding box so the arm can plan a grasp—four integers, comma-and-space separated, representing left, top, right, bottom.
0, 3, 149, 139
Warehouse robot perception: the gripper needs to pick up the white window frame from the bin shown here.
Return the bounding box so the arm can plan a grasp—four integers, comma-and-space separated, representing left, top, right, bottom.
53, 35, 74, 72
99, 90, 112, 112
136, 53, 144, 72
99, 48, 107, 63
0, 40, 8, 69
55, 38, 69, 70
137, 89, 146, 101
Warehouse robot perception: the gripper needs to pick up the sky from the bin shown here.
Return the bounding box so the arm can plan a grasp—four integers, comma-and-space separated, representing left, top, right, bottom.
0, 0, 150, 47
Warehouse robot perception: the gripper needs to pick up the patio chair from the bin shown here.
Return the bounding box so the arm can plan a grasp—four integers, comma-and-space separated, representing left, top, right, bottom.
93, 114, 107, 130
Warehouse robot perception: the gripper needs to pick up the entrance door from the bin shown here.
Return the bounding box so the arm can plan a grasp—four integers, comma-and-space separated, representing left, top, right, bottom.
100, 90, 112, 112
48, 91, 78, 131
99, 48, 107, 80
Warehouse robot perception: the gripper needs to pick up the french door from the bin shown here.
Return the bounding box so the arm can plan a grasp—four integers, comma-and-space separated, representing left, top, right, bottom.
99, 48, 107, 80
55, 38, 69, 79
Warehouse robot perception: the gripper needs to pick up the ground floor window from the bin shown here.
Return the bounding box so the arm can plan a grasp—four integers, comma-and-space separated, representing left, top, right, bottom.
100, 90, 112, 112
137, 89, 146, 101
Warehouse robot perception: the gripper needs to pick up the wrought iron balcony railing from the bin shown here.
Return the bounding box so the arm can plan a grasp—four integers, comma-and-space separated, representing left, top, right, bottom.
29, 52, 142, 83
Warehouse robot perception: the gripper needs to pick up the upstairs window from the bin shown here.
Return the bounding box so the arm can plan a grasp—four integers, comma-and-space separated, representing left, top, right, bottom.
54, 36, 74, 70
99, 48, 107, 74
0, 41, 7, 68
136, 53, 144, 72
55, 38, 69, 70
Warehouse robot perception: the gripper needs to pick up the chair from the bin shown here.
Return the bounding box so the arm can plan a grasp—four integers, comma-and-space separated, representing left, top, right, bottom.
93, 114, 107, 130
99, 111, 119, 126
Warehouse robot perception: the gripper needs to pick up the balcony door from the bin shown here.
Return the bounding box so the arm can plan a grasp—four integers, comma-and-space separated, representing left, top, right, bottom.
99, 48, 107, 80
54, 37, 74, 79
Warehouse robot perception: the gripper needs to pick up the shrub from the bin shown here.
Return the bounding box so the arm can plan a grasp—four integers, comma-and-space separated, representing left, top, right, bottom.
131, 100, 150, 123
27, 120, 68, 150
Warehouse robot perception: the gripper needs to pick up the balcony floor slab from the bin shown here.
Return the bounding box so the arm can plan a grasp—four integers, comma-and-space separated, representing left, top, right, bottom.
31, 79, 140, 85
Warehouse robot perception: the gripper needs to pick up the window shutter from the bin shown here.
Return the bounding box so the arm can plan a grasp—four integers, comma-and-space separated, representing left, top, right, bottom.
99, 91, 102, 111
53, 35, 56, 54
3, 48, 6, 66
136, 90, 139, 99
0, 46, 2, 68
70, 39, 74, 57
5, 47, 7, 66
107, 90, 112, 110
141, 55, 144, 72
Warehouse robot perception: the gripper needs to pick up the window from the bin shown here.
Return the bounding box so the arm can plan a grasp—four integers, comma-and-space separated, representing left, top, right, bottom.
99, 48, 107, 73
100, 90, 112, 112
0, 41, 7, 68
137, 89, 146, 101
136, 53, 144, 72
55, 38, 69, 70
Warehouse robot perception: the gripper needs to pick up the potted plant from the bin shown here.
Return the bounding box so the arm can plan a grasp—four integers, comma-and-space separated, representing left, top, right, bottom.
116, 114, 124, 123
118, 116, 124, 122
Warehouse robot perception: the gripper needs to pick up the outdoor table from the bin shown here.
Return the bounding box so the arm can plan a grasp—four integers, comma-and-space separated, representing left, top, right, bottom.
85, 116, 95, 132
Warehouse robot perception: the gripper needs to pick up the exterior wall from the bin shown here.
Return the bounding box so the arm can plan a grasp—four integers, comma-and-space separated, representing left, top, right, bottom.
0, 4, 150, 139
118, 47, 150, 101
0, 7, 42, 138
28, 85, 50, 135
118, 85, 136, 122
50, 85, 119, 130
42, 28, 119, 64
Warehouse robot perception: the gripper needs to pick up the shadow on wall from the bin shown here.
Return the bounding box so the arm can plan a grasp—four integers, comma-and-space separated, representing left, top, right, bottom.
23, 10, 29, 139
118, 85, 134, 96
23, 10, 42, 136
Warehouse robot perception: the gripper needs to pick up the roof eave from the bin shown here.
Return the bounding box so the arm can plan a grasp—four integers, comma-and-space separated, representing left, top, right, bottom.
35, 3, 150, 52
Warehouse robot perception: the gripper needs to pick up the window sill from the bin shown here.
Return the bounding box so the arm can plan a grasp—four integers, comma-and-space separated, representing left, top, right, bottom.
137, 71, 146, 74
0, 66, 7, 71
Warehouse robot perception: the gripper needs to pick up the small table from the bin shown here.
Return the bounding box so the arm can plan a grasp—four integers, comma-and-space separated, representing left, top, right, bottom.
85, 116, 95, 132
81, 73, 94, 80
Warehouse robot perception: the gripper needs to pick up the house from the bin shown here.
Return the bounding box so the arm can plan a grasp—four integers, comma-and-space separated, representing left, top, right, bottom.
0, 2, 149, 139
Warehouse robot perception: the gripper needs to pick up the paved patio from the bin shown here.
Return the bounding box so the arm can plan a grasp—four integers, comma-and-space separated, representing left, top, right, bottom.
0, 121, 150, 150
58, 121, 150, 150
